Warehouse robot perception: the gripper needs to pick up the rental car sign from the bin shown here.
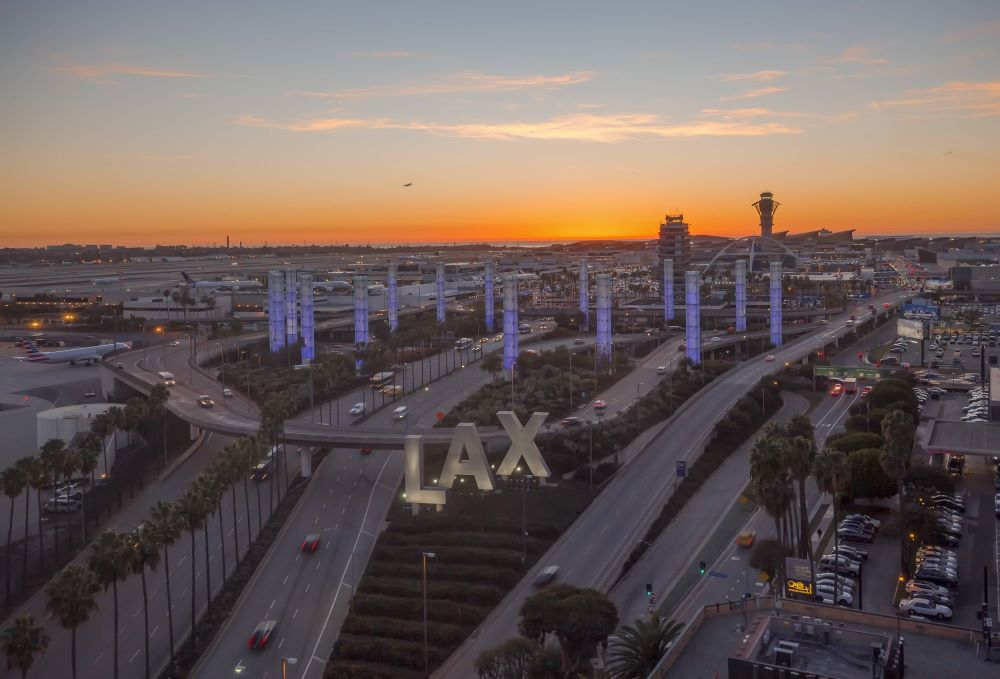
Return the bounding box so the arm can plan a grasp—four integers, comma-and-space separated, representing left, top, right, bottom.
403, 411, 549, 508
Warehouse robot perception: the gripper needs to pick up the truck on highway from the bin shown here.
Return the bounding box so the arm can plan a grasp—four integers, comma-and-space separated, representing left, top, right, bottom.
843, 377, 858, 394
370, 371, 396, 389
157, 371, 176, 385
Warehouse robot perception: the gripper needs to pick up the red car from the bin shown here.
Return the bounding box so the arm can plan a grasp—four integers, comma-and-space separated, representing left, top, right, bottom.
301, 533, 321, 552
829, 384, 844, 397
248, 620, 276, 649
360, 447, 373, 455
862, 385, 873, 396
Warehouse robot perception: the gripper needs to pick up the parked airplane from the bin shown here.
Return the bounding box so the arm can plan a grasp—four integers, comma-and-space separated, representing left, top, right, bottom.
17, 341, 130, 365
181, 272, 262, 291
312, 280, 354, 293
92, 276, 121, 286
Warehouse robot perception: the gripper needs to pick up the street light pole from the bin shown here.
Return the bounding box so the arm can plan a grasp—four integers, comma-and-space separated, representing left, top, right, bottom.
422, 552, 436, 678
281, 656, 297, 679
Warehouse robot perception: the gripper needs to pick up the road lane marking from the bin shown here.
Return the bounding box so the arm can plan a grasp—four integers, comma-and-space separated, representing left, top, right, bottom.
129, 649, 140, 663
93, 651, 104, 665
314, 516, 319, 525
283, 575, 289, 585
151, 625, 159, 638
305, 583, 311, 593
270, 598, 276, 609
293, 608, 299, 619
304, 454, 392, 678
278, 637, 284, 649
316, 560, 321, 571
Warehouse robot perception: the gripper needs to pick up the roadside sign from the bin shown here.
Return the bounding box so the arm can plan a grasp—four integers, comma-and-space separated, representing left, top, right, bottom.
784, 557, 814, 596
676, 461, 687, 478
813, 365, 888, 379
708, 571, 728, 579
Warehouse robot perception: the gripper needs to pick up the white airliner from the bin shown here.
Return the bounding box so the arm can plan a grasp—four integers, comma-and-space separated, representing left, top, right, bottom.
181, 272, 262, 292
92, 276, 121, 286
312, 281, 353, 293
17, 341, 130, 365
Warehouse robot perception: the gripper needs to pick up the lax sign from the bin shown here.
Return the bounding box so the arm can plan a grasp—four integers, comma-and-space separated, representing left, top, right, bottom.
404, 411, 549, 507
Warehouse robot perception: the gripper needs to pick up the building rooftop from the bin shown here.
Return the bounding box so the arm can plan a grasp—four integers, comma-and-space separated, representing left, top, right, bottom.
927, 420, 1000, 456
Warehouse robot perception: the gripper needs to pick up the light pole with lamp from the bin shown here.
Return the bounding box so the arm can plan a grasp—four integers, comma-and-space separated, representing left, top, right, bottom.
281, 656, 297, 679
422, 551, 436, 677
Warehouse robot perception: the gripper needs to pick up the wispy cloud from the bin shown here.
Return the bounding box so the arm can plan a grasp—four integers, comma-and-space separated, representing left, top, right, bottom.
287, 70, 593, 99
716, 70, 786, 82
351, 50, 414, 58
826, 46, 888, 65
731, 42, 805, 51
719, 86, 788, 102
236, 111, 801, 141
871, 80, 1000, 118
50, 59, 206, 80
938, 21, 1000, 44
701, 107, 807, 119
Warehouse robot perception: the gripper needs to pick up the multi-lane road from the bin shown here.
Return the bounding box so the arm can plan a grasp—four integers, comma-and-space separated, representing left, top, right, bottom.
436, 290, 911, 676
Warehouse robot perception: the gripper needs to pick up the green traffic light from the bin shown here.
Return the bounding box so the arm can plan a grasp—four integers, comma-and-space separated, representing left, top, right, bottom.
699, 560, 706, 575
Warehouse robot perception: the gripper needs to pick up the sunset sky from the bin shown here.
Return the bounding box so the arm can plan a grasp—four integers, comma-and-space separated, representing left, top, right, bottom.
1, 1, 998, 247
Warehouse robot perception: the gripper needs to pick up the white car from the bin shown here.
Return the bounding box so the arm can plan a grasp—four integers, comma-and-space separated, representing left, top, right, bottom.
813, 590, 853, 607
169, 340, 180, 347
765, 355, 775, 362
656, 366, 667, 375
349, 402, 365, 417
392, 406, 409, 420
222, 388, 233, 397
899, 597, 952, 620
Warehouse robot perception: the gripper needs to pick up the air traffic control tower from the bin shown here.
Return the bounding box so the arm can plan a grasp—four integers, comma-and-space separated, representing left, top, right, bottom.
753, 191, 780, 238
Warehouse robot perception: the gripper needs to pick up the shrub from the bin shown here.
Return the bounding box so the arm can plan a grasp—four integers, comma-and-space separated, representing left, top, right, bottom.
340, 615, 466, 646
844, 448, 896, 499
334, 634, 445, 672
350, 593, 490, 625
826, 432, 883, 453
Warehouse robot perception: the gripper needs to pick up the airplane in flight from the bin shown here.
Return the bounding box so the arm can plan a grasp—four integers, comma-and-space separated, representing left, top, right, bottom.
17, 341, 131, 365
181, 272, 263, 292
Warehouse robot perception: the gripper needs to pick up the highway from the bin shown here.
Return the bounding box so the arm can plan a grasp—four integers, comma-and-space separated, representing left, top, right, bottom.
435, 290, 912, 676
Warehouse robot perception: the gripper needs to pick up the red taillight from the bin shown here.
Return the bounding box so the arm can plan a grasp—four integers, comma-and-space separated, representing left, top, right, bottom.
248, 635, 256, 648
260, 633, 269, 647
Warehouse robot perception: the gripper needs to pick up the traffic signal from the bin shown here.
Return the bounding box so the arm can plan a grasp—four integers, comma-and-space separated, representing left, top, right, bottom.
699, 561, 706, 575
645, 583, 653, 596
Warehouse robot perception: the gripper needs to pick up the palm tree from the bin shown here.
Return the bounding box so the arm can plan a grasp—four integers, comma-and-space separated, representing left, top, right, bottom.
125, 525, 161, 679
607, 615, 684, 678
58, 447, 81, 551
750, 427, 793, 587
21, 457, 46, 577
1, 613, 50, 679
219, 449, 242, 563
784, 435, 815, 561
1, 464, 26, 608
813, 449, 850, 604
880, 410, 915, 500
146, 384, 171, 469
175, 486, 208, 644
88, 530, 129, 679
90, 413, 113, 487
123, 398, 147, 448
76, 437, 101, 540
45, 565, 100, 679
38, 439, 67, 560
192, 474, 219, 607
149, 501, 179, 665
206, 464, 229, 578
107, 407, 125, 456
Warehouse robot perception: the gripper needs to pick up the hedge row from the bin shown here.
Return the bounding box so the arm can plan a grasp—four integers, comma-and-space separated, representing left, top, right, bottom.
349, 592, 492, 625
377, 530, 536, 551
371, 544, 526, 569
325, 661, 422, 679
340, 615, 467, 647
385, 514, 561, 541
364, 561, 524, 588
335, 634, 447, 672
358, 576, 505, 606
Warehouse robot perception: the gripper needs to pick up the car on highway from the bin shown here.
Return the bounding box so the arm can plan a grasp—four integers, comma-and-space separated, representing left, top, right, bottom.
83, 391, 96, 398
735, 530, 756, 548
196, 395, 214, 408
593, 399, 607, 411
247, 620, 277, 649
53, 483, 83, 501
829, 383, 843, 397
349, 402, 365, 417
169, 340, 180, 347
222, 388, 233, 397
656, 365, 667, 375
301, 533, 321, 552
765, 355, 775, 362
573, 338, 585, 346
359, 447, 373, 455
678, 344, 686, 352
534, 565, 559, 587
392, 406, 409, 419
899, 598, 952, 620
43, 496, 81, 513
560, 417, 584, 428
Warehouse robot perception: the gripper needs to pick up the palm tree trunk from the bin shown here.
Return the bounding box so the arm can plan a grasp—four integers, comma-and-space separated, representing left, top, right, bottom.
230, 489, 240, 563
21, 490, 30, 590
798, 479, 811, 561
189, 530, 197, 645
254, 482, 263, 538
202, 525, 211, 614
242, 478, 252, 549
163, 545, 175, 665
773, 516, 784, 594
71, 627, 77, 679
35, 491, 44, 574
6, 496, 13, 607
217, 501, 227, 579
141, 569, 150, 679
113, 580, 119, 679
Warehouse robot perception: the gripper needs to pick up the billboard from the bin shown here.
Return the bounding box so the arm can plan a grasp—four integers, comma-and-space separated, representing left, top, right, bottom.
784, 557, 813, 596
897, 318, 925, 340
901, 303, 940, 320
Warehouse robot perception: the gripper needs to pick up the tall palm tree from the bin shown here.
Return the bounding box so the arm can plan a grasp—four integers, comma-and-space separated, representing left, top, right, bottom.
784, 435, 815, 561
219, 448, 241, 563
45, 565, 100, 679
20, 457, 46, 577
149, 501, 179, 666
59, 447, 81, 551
125, 525, 161, 679
750, 426, 793, 587
192, 475, 217, 608
122, 398, 147, 448
146, 384, 171, 469
175, 486, 208, 645
90, 413, 113, 487
1, 613, 50, 679
1, 464, 26, 608
206, 464, 229, 579
880, 410, 915, 501
607, 615, 684, 679
38, 439, 67, 560
813, 449, 850, 604
88, 530, 129, 679
239, 437, 264, 540
76, 437, 101, 541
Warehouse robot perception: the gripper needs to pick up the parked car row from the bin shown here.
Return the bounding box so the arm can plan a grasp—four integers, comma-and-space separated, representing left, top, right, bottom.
901, 544, 962, 620
961, 385, 990, 423
813, 543, 869, 606
836, 513, 881, 544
